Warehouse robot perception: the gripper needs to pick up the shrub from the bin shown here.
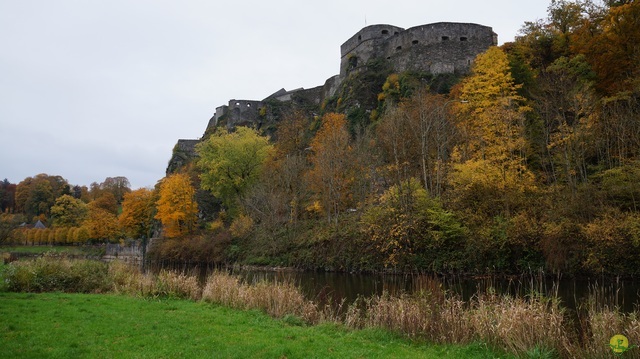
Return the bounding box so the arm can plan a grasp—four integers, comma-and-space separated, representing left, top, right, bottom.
3, 255, 111, 293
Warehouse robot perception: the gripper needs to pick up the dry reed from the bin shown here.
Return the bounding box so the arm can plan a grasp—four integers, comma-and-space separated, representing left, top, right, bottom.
201, 271, 319, 323
574, 303, 640, 358
109, 260, 155, 296
467, 293, 568, 357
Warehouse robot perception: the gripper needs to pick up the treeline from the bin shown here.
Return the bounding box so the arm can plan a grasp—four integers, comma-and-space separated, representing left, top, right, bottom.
0, 174, 158, 245
151, 0, 640, 275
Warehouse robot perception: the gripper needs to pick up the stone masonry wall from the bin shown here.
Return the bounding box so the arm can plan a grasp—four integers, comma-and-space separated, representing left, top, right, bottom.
340, 22, 496, 77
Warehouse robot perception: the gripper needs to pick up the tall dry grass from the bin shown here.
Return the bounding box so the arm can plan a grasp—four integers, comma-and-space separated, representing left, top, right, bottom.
201, 271, 319, 322
467, 293, 569, 357
343, 290, 569, 357
109, 261, 201, 300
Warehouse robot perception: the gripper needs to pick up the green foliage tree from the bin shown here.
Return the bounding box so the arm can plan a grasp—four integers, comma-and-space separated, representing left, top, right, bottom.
15, 174, 70, 221
0, 213, 23, 244
361, 178, 466, 269
50, 194, 88, 228
197, 127, 274, 211
0, 178, 16, 213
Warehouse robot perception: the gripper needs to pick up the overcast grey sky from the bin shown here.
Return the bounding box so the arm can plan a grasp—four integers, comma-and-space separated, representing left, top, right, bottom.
0, 0, 552, 189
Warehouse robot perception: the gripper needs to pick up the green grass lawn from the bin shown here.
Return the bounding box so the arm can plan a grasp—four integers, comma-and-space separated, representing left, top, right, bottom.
0, 292, 511, 359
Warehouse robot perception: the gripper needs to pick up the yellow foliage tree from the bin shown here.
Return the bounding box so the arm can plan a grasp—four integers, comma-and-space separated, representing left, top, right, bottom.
450, 47, 536, 217
155, 173, 198, 238
86, 203, 121, 242
74, 226, 91, 244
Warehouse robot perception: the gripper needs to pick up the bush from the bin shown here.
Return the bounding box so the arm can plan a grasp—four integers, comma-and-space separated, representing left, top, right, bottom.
4, 254, 111, 293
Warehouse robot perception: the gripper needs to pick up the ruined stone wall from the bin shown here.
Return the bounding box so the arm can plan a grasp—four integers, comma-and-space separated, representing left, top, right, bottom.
224, 99, 264, 130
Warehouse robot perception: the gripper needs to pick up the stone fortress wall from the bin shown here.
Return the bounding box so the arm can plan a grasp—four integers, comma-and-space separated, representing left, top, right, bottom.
340, 22, 497, 77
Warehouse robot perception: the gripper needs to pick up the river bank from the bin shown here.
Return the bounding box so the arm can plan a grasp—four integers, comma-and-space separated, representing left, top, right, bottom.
2, 256, 638, 358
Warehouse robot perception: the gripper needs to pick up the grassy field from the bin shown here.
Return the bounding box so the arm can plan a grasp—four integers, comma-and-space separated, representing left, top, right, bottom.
0, 292, 510, 359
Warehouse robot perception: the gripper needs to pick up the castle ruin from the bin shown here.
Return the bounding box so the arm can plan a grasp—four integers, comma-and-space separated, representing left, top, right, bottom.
168, 22, 497, 173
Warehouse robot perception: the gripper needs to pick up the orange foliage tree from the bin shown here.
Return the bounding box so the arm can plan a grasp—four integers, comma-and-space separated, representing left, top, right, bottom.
306, 113, 357, 223
119, 188, 156, 239
155, 173, 198, 238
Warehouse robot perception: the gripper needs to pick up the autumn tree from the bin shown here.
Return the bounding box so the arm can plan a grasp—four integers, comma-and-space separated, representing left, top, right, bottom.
575, 1, 640, 96
377, 89, 455, 196
119, 188, 156, 239
449, 46, 536, 218
534, 55, 596, 187
155, 173, 198, 238
306, 113, 357, 222
50, 194, 88, 228
242, 111, 312, 226
0, 179, 16, 213
85, 203, 121, 242
376, 105, 421, 195
197, 127, 274, 212
15, 174, 70, 220
100, 176, 131, 203
91, 192, 119, 215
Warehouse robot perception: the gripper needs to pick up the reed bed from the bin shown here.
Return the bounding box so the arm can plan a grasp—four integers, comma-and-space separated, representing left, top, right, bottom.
3, 256, 640, 358
201, 271, 319, 322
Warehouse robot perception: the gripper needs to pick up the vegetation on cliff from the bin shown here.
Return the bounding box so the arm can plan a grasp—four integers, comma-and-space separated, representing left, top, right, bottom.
153, 1, 640, 276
